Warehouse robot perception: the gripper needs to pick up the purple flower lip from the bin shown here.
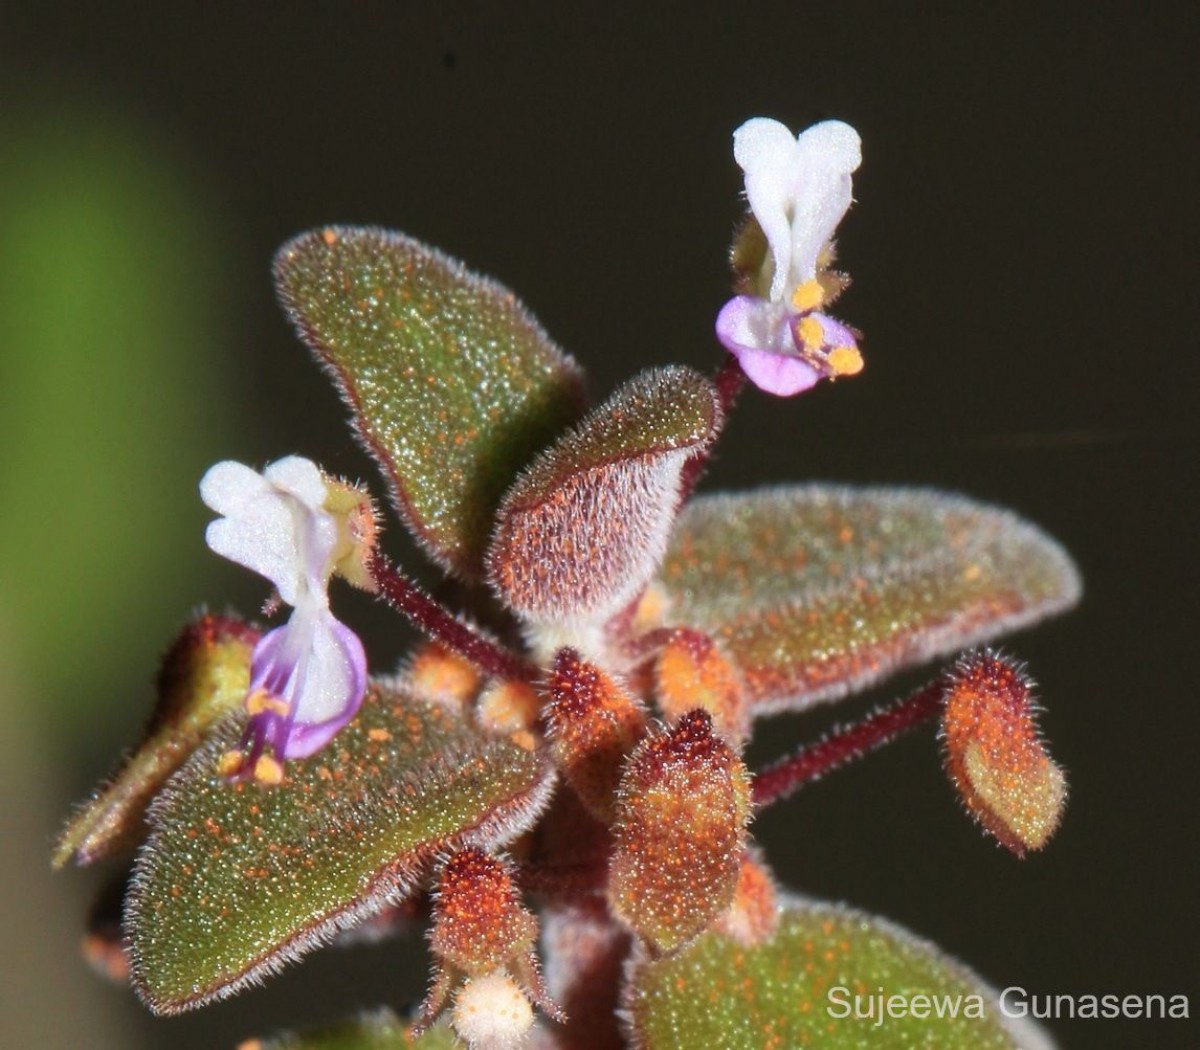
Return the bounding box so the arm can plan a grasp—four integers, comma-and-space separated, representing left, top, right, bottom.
716, 296, 860, 398
220, 610, 368, 782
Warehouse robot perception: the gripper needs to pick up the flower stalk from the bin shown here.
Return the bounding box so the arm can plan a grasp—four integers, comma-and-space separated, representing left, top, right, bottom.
751, 680, 946, 808
367, 549, 541, 684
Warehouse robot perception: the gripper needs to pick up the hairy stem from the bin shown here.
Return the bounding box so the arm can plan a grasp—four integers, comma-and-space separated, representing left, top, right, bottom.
752, 680, 945, 808
677, 354, 746, 506
516, 861, 607, 904
713, 350, 749, 415
368, 551, 540, 683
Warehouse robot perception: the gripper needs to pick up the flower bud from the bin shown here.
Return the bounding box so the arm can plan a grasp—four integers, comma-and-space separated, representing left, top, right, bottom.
654, 628, 749, 747
545, 648, 646, 822
608, 710, 751, 953
451, 971, 534, 1050
430, 850, 537, 975
941, 650, 1067, 857
420, 849, 561, 1035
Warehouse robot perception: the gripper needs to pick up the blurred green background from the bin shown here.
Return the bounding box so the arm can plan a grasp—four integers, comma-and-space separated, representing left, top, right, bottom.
2, 4, 1196, 1047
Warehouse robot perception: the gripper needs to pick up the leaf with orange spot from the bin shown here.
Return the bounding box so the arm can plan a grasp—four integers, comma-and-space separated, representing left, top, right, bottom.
656, 486, 1080, 716
274, 228, 584, 579
626, 896, 1054, 1048
127, 681, 554, 1014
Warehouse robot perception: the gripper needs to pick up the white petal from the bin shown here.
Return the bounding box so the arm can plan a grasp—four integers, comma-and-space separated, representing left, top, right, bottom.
732, 117, 799, 170
262, 455, 328, 510
796, 120, 862, 176
733, 118, 803, 302
787, 121, 861, 285
199, 460, 273, 517
200, 456, 333, 604
205, 498, 305, 603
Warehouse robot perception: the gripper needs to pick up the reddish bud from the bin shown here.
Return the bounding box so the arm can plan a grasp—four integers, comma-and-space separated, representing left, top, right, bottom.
477, 680, 542, 752
655, 628, 749, 746
431, 850, 538, 974
941, 650, 1067, 857
608, 710, 751, 954
408, 642, 482, 709
545, 648, 646, 822
421, 849, 561, 1032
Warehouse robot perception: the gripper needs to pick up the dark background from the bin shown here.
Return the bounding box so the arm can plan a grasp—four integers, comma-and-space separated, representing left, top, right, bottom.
2, 4, 1196, 1048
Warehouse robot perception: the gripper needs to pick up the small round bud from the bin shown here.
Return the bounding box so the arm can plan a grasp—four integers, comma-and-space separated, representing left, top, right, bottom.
451, 971, 534, 1050
477, 680, 541, 750
409, 642, 482, 709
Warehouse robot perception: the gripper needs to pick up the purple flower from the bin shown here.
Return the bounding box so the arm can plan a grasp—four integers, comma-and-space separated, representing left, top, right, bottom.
200, 456, 369, 780
716, 118, 864, 397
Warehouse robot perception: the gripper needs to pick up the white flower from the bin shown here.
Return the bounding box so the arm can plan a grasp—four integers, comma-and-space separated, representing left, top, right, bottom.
201, 456, 368, 778
716, 118, 864, 397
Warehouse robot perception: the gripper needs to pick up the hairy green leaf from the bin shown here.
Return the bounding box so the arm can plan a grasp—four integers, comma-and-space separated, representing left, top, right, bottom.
54, 614, 257, 867
251, 1009, 458, 1049
127, 681, 554, 1014
657, 486, 1080, 715
626, 897, 1053, 1048
274, 227, 584, 579
488, 366, 720, 622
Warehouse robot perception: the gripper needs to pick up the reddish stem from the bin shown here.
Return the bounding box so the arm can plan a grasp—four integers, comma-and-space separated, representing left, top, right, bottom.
516, 861, 607, 904
713, 350, 749, 415
368, 550, 540, 683
751, 680, 945, 809
619, 624, 676, 663
677, 354, 747, 506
